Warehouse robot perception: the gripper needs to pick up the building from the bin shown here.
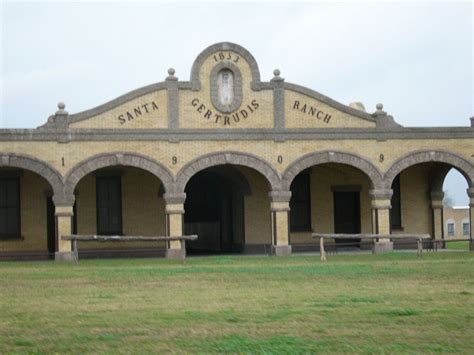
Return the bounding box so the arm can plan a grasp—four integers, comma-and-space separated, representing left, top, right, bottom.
0, 42, 473, 260
444, 206, 470, 239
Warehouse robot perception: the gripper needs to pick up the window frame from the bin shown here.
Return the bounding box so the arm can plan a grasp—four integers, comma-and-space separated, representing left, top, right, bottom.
289, 173, 312, 232
447, 222, 455, 237
96, 175, 123, 236
0, 177, 21, 240
462, 221, 470, 236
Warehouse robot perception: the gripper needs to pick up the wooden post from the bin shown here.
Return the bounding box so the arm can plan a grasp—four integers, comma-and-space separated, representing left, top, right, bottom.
72, 239, 78, 263
417, 238, 422, 257
320, 237, 326, 262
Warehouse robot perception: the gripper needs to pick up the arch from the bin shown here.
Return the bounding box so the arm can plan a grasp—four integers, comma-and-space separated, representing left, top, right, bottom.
282, 151, 384, 190
0, 153, 64, 196
64, 152, 174, 196
429, 164, 452, 192
204, 166, 252, 196
384, 151, 474, 188
175, 151, 281, 193
190, 42, 261, 90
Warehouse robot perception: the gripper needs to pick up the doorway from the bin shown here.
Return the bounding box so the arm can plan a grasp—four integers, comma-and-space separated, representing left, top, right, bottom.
46, 196, 55, 258
184, 169, 245, 254
333, 190, 361, 247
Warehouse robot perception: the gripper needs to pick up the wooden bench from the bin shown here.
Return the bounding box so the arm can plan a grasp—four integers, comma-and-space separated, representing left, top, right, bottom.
312, 233, 431, 261
61, 235, 198, 262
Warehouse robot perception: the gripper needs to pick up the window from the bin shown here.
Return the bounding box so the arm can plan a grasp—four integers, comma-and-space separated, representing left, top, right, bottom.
290, 173, 311, 232
447, 222, 455, 236
96, 176, 122, 235
463, 222, 470, 236
217, 69, 234, 105
390, 174, 402, 229
0, 178, 21, 239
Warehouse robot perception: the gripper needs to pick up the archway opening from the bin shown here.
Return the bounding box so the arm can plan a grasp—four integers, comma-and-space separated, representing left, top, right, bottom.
289, 163, 374, 252
0, 168, 55, 260
442, 168, 470, 249
73, 166, 166, 258
183, 165, 272, 255
184, 167, 248, 255
388, 162, 471, 249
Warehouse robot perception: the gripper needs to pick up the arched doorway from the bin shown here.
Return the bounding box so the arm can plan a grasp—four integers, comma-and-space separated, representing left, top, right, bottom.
184, 166, 249, 255
384, 151, 474, 248
283, 151, 382, 251
176, 152, 279, 255
0, 154, 64, 260
63, 153, 174, 258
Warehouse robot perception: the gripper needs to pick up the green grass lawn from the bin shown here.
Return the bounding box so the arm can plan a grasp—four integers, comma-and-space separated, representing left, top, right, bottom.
1, 252, 474, 353
446, 240, 471, 250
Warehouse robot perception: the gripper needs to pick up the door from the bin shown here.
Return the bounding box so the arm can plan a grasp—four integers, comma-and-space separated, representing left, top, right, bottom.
334, 191, 361, 247
184, 173, 231, 254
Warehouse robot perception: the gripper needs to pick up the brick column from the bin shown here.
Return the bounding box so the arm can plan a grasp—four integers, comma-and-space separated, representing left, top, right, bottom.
269, 190, 292, 256
53, 195, 75, 261
369, 189, 393, 253
164, 192, 186, 259
430, 191, 444, 242
468, 188, 474, 251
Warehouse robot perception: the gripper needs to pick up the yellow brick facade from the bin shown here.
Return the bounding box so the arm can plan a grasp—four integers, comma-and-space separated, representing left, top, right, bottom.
0, 171, 50, 252
70, 90, 168, 129
285, 91, 376, 129
444, 207, 470, 239
1, 42, 473, 259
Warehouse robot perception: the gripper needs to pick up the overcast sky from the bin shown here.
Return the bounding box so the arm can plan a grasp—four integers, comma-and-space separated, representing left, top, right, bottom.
1, 0, 472, 204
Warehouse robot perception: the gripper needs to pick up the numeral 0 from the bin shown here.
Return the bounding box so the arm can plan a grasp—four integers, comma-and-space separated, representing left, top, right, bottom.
277, 155, 283, 164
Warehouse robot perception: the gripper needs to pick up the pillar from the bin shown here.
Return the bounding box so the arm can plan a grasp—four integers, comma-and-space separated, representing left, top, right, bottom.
430, 191, 444, 242
468, 188, 474, 251
269, 190, 292, 256
369, 189, 393, 253
164, 192, 186, 259
53, 195, 75, 261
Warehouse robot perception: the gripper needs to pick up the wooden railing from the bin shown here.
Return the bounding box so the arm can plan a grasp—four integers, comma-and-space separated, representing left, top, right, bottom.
312, 233, 431, 261
62, 235, 198, 262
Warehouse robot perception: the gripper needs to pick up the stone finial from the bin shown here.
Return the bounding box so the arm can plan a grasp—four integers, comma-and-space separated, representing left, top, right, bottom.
373, 103, 386, 116
55, 102, 68, 115
271, 68, 284, 82
166, 68, 177, 81
371, 102, 401, 128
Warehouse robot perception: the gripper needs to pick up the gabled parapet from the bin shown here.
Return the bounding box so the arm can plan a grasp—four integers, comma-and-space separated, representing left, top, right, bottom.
36, 42, 407, 133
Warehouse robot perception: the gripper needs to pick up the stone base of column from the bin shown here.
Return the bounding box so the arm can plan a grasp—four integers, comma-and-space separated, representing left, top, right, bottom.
55, 251, 75, 262
373, 241, 394, 254
271, 245, 292, 256
166, 248, 186, 260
